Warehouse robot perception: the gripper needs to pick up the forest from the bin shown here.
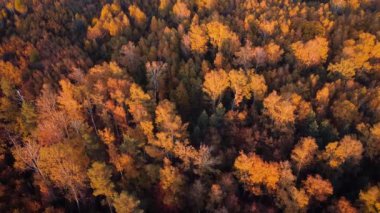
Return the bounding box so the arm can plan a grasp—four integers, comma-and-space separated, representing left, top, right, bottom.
0, 0, 379, 212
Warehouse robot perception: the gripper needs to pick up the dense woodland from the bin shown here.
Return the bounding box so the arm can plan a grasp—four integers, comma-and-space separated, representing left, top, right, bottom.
0, 0, 379, 212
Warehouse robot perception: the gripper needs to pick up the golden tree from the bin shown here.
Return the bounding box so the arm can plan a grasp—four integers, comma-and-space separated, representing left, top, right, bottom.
87, 162, 115, 211
159, 158, 185, 206
234, 152, 280, 195
248, 70, 268, 101
206, 21, 240, 52
321, 136, 363, 168
263, 91, 296, 125
173, 1, 191, 20
291, 37, 329, 67
303, 175, 333, 202
359, 185, 380, 213
195, 0, 217, 10
57, 79, 84, 133
265, 42, 284, 65
203, 69, 229, 108
188, 22, 209, 54
87, 3, 130, 39
128, 5, 147, 28
291, 137, 318, 174
39, 140, 89, 209
113, 191, 142, 213
328, 33, 380, 78
0, 60, 22, 86
228, 69, 251, 106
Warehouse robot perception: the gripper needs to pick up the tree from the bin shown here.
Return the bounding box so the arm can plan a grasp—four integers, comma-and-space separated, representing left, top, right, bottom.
331, 100, 359, 129
57, 79, 84, 134
359, 185, 380, 213
126, 83, 152, 124
228, 69, 251, 106
155, 99, 187, 140
203, 69, 229, 109
193, 145, 221, 175
234, 40, 255, 69
302, 175, 333, 202
188, 21, 209, 54
0, 60, 22, 86
39, 140, 89, 209
195, 0, 217, 10
263, 91, 296, 125
366, 123, 380, 160
87, 162, 115, 212
128, 5, 147, 29
265, 42, 283, 65
113, 191, 142, 213
321, 136, 363, 169
328, 33, 380, 78
118, 42, 142, 80
159, 158, 185, 206
248, 70, 268, 101
172, 1, 191, 21
330, 197, 358, 213
11, 137, 43, 178
234, 152, 280, 195
36, 84, 67, 145
291, 137, 318, 175
291, 37, 329, 67
17, 101, 37, 137
14, 0, 28, 15
146, 61, 168, 103
206, 21, 240, 52
87, 3, 130, 39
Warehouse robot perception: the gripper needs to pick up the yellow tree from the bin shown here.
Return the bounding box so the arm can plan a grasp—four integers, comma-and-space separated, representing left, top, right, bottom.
265, 42, 284, 65
99, 128, 138, 178
0, 60, 22, 86
203, 69, 229, 109
263, 91, 296, 125
151, 100, 188, 153
159, 158, 185, 206
113, 191, 142, 213
126, 83, 151, 122
128, 5, 147, 29
57, 79, 84, 134
172, 1, 191, 21
291, 37, 329, 67
234, 152, 280, 195
359, 185, 380, 213
321, 136, 363, 169
39, 140, 89, 209
195, 0, 217, 10
302, 175, 333, 202
228, 69, 251, 106
328, 33, 380, 78
206, 21, 240, 52
248, 70, 268, 101
87, 162, 115, 212
87, 3, 130, 39
188, 22, 209, 54
291, 137, 318, 175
